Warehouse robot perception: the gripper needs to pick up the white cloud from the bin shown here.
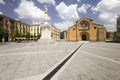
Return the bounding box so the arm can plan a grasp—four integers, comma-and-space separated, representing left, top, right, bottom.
37, 0, 55, 6
105, 24, 117, 32
77, 0, 81, 3
56, 2, 79, 21
0, 11, 3, 14
99, 12, 117, 24
92, 0, 120, 31
14, 0, 50, 23
0, 0, 5, 4
78, 4, 91, 13
54, 21, 75, 31
91, 6, 97, 14
55, 2, 79, 30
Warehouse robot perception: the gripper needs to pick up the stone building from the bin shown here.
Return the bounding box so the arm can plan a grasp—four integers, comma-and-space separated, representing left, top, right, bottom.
30, 24, 41, 36
0, 14, 60, 42
30, 23, 60, 40
0, 14, 30, 42
51, 25, 60, 40
106, 31, 117, 40
30, 5, 60, 40
60, 30, 67, 40
66, 18, 106, 41
117, 17, 120, 37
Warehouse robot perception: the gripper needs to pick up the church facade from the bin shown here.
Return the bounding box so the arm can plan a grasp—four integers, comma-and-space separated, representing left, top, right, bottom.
66, 18, 106, 41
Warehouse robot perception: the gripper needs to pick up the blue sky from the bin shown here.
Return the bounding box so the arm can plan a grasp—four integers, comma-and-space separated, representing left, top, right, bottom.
0, 0, 120, 31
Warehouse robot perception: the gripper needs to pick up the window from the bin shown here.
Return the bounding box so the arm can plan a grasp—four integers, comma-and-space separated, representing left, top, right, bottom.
0, 17, 3, 22
23, 26, 25, 33
73, 28, 75, 30
94, 27, 97, 29
0, 17, 3, 26
31, 28, 33, 31
80, 20, 89, 28
37, 27, 39, 34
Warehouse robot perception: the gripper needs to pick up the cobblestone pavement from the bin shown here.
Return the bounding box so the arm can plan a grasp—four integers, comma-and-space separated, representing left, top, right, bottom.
58, 42, 120, 80
0, 42, 79, 80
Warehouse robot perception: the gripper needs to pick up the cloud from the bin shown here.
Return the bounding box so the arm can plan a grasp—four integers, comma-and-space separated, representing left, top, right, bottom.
105, 24, 117, 32
0, 11, 3, 14
77, 0, 81, 3
56, 2, 79, 21
14, 0, 50, 24
91, 6, 97, 14
78, 4, 91, 13
0, 0, 5, 4
37, 0, 55, 6
55, 2, 79, 30
92, 0, 120, 31
54, 21, 75, 31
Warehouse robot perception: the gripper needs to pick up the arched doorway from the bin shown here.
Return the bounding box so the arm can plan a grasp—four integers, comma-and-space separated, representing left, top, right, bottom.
82, 34, 87, 40
80, 32, 89, 41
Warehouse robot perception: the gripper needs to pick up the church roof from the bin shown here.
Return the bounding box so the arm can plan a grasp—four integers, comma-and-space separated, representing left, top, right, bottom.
78, 17, 93, 21
93, 23, 103, 26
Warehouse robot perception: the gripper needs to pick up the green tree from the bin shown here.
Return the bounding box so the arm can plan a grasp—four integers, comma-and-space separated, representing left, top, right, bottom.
117, 36, 120, 42
0, 27, 5, 41
30, 35, 33, 38
37, 34, 41, 39
26, 32, 30, 40
15, 31, 22, 37
10, 32, 15, 41
34, 33, 37, 39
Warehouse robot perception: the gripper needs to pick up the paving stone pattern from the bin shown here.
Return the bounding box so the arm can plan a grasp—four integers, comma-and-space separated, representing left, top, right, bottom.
0, 42, 79, 80
0, 42, 120, 80
59, 42, 120, 80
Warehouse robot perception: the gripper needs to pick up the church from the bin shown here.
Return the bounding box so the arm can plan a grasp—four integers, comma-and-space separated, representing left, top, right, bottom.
66, 18, 106, 41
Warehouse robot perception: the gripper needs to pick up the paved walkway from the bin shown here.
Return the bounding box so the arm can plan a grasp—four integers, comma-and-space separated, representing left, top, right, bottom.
57, 42, 120, 80
0, 42, 120, 80
0, 42, 79, 80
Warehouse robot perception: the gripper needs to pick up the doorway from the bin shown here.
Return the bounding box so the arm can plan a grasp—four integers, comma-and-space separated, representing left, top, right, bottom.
80, 32, 89, 41
82, 34, 87, 40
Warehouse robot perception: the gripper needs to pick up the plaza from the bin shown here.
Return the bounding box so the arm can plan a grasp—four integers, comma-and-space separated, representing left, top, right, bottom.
0, 0, 120, 80
0, 41, 120, 80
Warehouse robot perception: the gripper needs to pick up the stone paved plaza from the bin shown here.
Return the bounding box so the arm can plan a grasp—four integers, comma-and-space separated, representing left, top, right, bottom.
0, 41, 120, 80
57, 42, 120, 80
0, 42, 79, 80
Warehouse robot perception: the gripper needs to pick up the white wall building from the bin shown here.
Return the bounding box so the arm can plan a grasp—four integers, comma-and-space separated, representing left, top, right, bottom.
30, 23, 60, 40
30, 24, 41, 36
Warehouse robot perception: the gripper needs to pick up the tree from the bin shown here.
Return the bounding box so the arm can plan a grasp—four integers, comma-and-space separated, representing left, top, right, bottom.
0, 27, 5, 42
34, 33, 37, 39
30, 35, 33, 38
15, 31, 22, 37
26, 32, 30, 40
37, 34, 41, 39
10, 32, 15, 41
